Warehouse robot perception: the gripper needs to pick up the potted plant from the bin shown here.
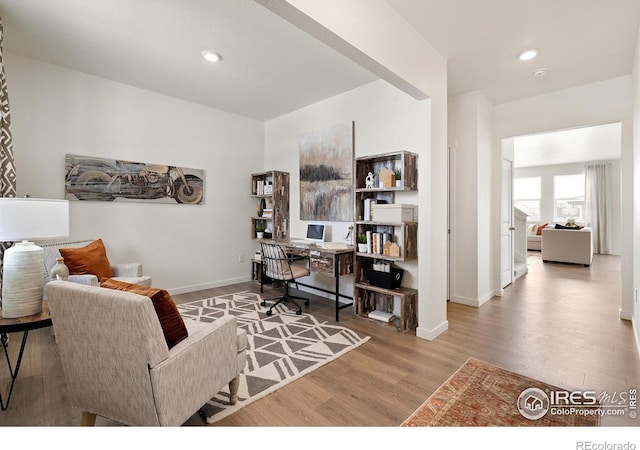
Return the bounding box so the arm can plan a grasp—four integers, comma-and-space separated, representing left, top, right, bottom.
394, 168, 403, 188
357, 233, 368, 253
255, 221, 265, 239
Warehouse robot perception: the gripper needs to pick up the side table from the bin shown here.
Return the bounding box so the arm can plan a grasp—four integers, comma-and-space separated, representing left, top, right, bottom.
0, 301, 52, 410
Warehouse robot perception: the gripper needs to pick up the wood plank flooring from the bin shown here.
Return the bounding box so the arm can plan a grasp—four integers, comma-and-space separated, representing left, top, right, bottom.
0, 253, 638, 429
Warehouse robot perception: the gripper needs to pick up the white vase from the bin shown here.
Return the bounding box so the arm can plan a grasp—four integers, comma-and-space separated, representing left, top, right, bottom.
1, 241, 45, 318
256, 232, 264, 239
357, 243, 368, 253
396, 180, 403, 188
50, 257, 69, 281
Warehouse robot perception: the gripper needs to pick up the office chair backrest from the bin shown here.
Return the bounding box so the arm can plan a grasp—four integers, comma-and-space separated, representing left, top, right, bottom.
260, 242, 293, 281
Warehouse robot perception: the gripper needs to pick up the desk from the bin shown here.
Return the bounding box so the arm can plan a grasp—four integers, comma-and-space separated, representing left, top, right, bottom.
0, 301, 52, 411
258, 239, 354, 321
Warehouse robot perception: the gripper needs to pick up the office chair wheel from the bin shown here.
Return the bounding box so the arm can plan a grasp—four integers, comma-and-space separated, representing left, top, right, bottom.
296, 309, 302, 315
266, 310, 273, 316
260, 300, 266, 307
304, 299, 310, 306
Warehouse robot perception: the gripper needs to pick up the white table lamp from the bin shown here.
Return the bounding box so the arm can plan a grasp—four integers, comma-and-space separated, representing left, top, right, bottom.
0, 198, 69, 318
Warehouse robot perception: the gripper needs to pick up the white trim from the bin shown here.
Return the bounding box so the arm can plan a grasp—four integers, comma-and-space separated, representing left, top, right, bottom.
168, 276, 251, 295
620, 308, 633, 321
632, 318, 640, 360
416, 320, 448, 341
451, 291, 493, 307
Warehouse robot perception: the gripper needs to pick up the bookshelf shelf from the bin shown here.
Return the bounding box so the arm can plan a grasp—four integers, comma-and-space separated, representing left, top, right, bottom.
250, 171, 289, 240
352, 150, 418, 332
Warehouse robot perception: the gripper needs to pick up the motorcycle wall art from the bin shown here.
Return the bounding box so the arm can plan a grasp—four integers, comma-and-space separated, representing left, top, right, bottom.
65, 154, 204, 204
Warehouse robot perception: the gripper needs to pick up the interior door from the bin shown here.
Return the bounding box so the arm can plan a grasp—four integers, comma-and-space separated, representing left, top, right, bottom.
501, 158, 514, 289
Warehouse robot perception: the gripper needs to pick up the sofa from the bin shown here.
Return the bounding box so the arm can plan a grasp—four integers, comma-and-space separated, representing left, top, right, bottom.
526, 223, 550, 250
541, 227, 593, 266
46, 280, 248, 426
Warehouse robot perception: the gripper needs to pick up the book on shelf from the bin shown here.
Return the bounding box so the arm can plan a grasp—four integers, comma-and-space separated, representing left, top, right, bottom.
253, 178, 273, 196
368, 310, 394, 323
364, 198, 376, 221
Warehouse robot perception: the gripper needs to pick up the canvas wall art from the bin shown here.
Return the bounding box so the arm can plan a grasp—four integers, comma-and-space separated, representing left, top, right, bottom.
299, 122, 354, 222
64, 154, 205, 204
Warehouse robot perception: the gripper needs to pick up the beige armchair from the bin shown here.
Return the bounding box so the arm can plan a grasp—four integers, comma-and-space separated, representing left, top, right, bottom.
45, 280, 247, 426
542, 227, 593, 266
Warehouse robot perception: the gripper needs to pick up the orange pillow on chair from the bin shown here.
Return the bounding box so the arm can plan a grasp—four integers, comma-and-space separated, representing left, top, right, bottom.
59, 239, 114, 280
536, 224, 548, 235
100, 278, 188, 349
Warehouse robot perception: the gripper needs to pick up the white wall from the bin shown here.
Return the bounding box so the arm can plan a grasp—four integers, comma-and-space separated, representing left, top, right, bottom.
494, 76, 634, 320
448, 91, 494, 306
264, 80, 426, 309
5, 53, 264, 293
267, 0, 449, 340
632, 26, 640, 351
515, 160, 622, 255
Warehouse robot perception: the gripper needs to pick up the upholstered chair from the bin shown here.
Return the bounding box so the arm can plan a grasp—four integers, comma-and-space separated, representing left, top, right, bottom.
46, 280, 247, 426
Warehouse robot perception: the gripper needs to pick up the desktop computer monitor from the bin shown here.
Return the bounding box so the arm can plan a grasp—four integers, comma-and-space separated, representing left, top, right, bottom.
306, 223, 326, 242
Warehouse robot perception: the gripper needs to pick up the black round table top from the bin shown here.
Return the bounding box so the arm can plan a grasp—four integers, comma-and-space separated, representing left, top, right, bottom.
0, 301, 52, 334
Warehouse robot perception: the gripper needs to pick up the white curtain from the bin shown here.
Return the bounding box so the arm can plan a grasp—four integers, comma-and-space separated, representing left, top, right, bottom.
585, 163, 612, 254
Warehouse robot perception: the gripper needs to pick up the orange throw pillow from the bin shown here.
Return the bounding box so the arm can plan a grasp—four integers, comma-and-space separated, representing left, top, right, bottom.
536, 224, 548, 235
100, 278, 188, 349
59, 239, 114, 280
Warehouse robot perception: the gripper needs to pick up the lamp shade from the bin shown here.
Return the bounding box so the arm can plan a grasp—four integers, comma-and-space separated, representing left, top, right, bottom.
0, 198, 69, 242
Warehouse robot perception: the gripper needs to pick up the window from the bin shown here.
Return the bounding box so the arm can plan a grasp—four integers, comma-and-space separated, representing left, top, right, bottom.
514, 177, 541, 222
554, 174, 585, 223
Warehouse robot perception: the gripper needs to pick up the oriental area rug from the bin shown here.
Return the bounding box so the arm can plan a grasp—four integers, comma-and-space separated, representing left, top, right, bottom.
177, 291, 370, 424
401, 357, 600, 427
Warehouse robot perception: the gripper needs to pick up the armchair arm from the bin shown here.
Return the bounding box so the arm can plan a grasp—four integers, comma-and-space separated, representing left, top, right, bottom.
148, 316, 241, 426
111, 263, 143, 277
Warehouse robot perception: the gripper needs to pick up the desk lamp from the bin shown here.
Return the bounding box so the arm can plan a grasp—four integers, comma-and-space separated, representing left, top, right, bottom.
0, 198, 69, 318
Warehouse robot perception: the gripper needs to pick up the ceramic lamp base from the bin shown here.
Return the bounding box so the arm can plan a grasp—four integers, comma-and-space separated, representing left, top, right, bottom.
1, 241, 45, 318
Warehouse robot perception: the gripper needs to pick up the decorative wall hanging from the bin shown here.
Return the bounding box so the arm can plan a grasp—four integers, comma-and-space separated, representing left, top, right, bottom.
64, 154, 205, 204
299, 121, 354, 222
0, 18, 18, 295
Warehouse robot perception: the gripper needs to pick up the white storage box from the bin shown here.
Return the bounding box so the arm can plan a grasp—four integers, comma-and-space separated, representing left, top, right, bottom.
371, 204, 415, 222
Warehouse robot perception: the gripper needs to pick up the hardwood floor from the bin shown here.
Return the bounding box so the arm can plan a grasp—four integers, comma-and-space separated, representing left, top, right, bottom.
1, 254, 638, 430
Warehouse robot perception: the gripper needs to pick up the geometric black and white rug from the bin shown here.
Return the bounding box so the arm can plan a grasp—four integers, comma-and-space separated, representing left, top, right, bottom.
177, 291, 370, 424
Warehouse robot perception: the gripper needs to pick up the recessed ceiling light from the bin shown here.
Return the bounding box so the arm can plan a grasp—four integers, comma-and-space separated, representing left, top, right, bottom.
533, 68, 548, 77
517, 49, 538, 61
201, 50, 222, 62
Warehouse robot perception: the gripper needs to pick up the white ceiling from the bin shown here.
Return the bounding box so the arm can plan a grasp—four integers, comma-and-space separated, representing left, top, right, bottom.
513, 122, 622, 168
0, 0, 378, 121
0, 0, 639, 120
388, 0, 640, 105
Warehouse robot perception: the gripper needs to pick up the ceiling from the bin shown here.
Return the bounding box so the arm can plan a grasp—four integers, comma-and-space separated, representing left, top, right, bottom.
388, 0, 640, 105
0, 0, 639, 121
0, 0, 378, 121
513, 122, 622, 168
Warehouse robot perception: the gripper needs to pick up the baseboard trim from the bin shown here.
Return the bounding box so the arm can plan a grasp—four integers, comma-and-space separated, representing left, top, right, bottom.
451, 296, 479, 307
416, 320, 448, 341
632, 317, 640, 361
168, 276, 252, 295
620, 308, 633, 321
450, 291, 493, 308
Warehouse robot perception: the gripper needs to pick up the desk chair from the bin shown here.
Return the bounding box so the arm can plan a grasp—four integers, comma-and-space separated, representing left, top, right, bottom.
260, 242, 310, 316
